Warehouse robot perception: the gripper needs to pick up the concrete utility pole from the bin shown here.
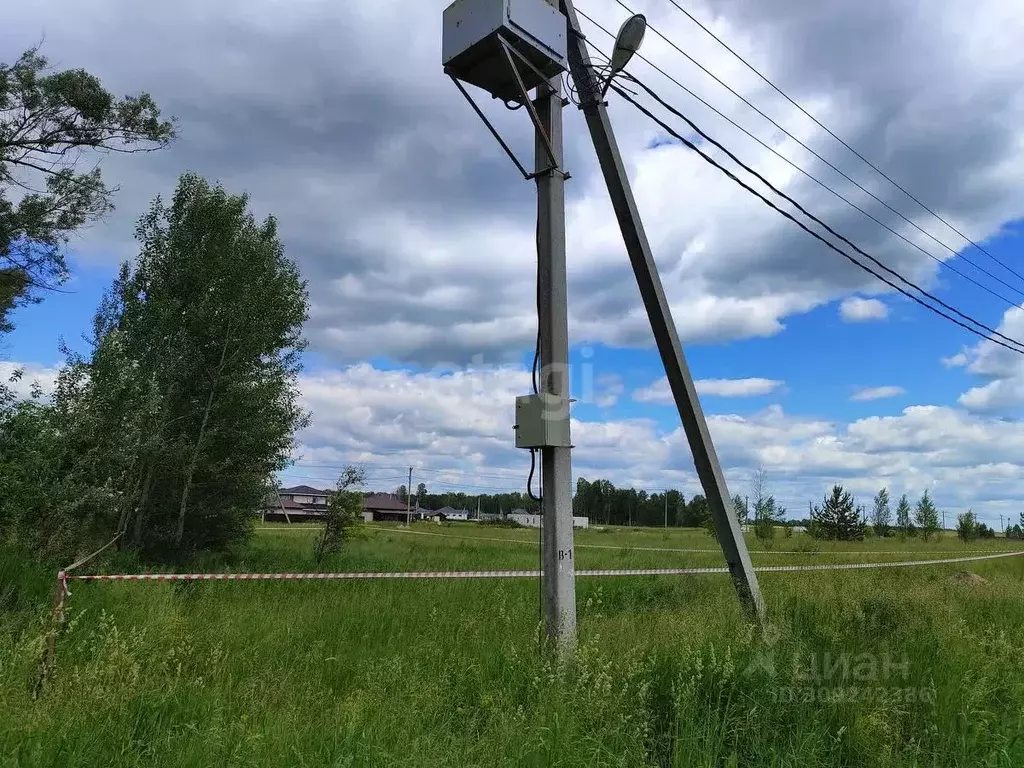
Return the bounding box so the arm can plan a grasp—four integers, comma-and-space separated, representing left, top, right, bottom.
561, 0, 766, 626
534, 8, 577, 646
406, 466, 413, 526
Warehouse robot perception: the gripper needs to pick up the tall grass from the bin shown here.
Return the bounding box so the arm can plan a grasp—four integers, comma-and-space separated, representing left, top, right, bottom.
2, 525, 1023, 766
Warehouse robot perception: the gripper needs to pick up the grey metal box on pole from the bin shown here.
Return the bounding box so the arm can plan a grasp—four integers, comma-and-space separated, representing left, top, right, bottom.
442, 0, 567, 102
514, 394, 571, 448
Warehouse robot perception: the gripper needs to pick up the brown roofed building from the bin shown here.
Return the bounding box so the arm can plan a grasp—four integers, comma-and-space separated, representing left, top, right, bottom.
263, 488, 423, 524
363, 492, 415, 523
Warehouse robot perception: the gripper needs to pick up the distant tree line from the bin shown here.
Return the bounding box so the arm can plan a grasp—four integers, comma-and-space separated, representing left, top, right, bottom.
403, 485, 542, 516
398, 473, 1021, 545
405, 476, 739, 529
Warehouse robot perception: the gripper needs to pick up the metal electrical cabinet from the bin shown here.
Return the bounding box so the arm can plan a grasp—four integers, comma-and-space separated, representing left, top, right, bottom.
514, 394, 571, 448
442, 0, 568, 102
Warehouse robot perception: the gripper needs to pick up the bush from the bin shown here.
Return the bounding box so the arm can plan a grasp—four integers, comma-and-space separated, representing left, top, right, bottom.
478, 519, 525, 529
754, 517, 775, 546
956, 511, 979, 543
314, 467, 366, 565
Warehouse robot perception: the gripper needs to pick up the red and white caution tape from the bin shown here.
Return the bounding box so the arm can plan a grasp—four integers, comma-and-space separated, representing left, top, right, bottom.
63, 549, 1024, 583
284, 525, 1014, 556
68, 570, 541, 582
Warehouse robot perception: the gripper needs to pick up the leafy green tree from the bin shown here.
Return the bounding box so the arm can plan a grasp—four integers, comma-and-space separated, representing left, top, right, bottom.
810, 485, 865, 541
956, 510, 978, 542
895, 494, 914, 538
872, 487, 892, 538
754, 496, 784, 545
314, 467, 367, 565
395, 485, 408, 503
976, 522, 996, 539
915, 491, 940, 542
57, 173, 309, 556
0, 269, 28, 334
687, 494, 709, 529
416, 482, 428, 502
733, 494, 749, 526
0, 46, 174, 322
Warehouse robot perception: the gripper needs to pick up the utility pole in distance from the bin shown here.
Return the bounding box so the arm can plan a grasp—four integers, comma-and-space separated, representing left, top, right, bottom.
406, 466, 413, 526
534, 4, 577, 646
561, 0, 766, 626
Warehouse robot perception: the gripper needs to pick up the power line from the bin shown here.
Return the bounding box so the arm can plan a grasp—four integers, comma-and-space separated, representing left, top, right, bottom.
616, 71, 1024, 351
597, 1, 1024, 300
573, 11, 1024, 311
292, 460, 529, 483
659, 0, 1024, 285
608, 79, 1024, 354
429, 478, 533, 492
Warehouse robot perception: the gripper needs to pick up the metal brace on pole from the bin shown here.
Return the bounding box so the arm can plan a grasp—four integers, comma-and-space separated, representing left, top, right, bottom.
560, 0, 766, 626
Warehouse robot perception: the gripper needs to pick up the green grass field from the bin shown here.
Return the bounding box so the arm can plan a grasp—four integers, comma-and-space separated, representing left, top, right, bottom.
3, 523, 1024, 767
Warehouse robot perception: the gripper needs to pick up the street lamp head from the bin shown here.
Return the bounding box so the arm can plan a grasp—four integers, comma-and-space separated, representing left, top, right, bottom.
609, 14, 647, 75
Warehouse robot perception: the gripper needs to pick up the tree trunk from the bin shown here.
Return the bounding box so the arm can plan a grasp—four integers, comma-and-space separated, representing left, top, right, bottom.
116, 471, 140, 543
130, 463, 154, 549
174, 327, 231, 547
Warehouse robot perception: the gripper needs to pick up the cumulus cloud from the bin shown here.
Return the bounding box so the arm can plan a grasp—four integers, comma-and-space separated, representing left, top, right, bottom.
956, 307, 1024, 412
4, 0, 1023, 365
851, 385, 905, 401
287, 363, 1024, 525
839, 297, 889, 322
942, 352, 969, 368
593, 374, 625, 408
0, 362, 59, 400
634, 376, 783, 403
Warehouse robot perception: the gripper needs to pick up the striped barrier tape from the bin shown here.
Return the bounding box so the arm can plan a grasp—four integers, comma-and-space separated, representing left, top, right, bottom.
62, 549, 1024, 584
265, 525, 1018, 556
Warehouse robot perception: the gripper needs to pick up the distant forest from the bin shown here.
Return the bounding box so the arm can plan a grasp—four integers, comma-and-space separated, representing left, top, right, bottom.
401, 477, 745, 528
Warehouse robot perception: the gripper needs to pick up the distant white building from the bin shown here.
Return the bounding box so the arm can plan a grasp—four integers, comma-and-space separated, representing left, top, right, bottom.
428, 507, 470, 522
507, 511, 589, 529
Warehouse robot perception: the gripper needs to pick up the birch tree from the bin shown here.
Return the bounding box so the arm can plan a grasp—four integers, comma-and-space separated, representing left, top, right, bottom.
69, 172, 309, 555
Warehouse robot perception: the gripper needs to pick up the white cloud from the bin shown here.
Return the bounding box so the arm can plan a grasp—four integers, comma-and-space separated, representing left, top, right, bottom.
634, 376, 783, 404
955, 307, 1024, 412
851, 385, 905, 402
0, 362, 60, 400
942, 352, 969, 368
286, 364, 1024, 525
593, 374, 625, 408
4, 356, 1020, 525
839, 297, 889, 323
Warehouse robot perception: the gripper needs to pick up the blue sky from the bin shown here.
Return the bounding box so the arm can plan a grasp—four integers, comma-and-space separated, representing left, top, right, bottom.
6, 0, 1024, 527
9, 221, 1024, 525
